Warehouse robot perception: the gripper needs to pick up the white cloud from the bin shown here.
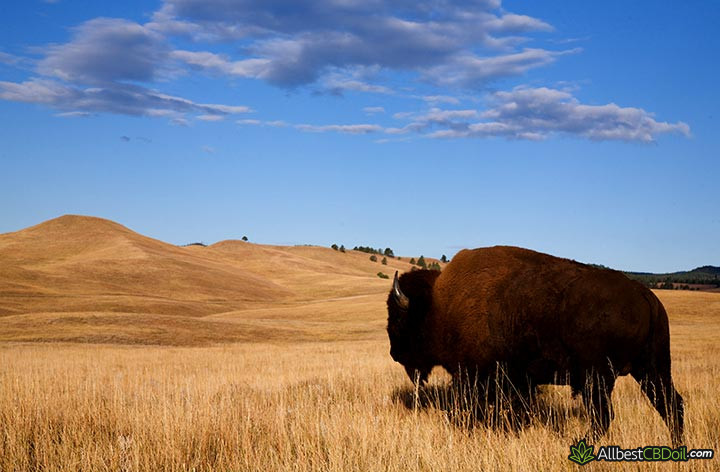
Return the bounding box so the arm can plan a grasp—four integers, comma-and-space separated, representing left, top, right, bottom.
38, 18, 168, 84
322, 75, 394, 95
362, 106, 385, 114
237, 119, 261, 125
0, 51, 26, 66
0, 78, 251, 121
199, 103, 251, 114
416, 108, 480, 122
422, 95, 461, 105
487, 14, 553, 33
422, 87, 691, 142
294, 123, 383, 134
0, 18, 252, 121
236, 118, 381, 135
170, 50, 270, 79
233, 87, 690, 143
423, 48, 580, 88
196, 114, 224, 121
55, 111, 92, 118
388, 107, 479, 134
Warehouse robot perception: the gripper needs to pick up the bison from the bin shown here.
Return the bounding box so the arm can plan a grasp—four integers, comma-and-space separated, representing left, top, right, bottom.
387, 246, 683, 445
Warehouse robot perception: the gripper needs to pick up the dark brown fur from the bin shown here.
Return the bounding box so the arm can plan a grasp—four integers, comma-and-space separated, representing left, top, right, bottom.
387, 246, 684, 444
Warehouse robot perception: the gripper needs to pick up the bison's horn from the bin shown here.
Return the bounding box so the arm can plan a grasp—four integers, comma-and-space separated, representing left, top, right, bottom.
392, 271, 410, 310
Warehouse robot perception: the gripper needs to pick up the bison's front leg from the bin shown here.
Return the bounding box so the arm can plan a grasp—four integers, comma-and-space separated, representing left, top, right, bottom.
579, 370, 617, 441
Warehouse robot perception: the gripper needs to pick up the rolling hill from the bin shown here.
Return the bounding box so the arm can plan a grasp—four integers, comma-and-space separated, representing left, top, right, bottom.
625, 265, 720, 291
0, 215, 431, 345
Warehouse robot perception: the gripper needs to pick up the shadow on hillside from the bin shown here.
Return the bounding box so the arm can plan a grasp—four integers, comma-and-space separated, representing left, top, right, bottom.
391, 381, 586, 436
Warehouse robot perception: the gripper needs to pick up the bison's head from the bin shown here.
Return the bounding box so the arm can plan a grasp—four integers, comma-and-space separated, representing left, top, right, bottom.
387, 270, 440, 385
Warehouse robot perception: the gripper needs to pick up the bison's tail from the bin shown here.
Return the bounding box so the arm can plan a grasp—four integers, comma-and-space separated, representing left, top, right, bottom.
631, 295, 684, 446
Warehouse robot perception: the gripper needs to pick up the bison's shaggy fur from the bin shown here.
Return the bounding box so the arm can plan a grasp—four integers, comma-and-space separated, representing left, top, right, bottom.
387, 246, 684, 444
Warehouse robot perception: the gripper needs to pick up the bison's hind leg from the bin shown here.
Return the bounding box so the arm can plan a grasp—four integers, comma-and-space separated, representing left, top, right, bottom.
632, 370, 684, 447
576, 370, 617, 442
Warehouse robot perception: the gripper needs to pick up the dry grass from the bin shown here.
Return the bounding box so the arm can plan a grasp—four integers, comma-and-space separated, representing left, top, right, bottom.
1, 290, 719, 471
1, 216, 718, 470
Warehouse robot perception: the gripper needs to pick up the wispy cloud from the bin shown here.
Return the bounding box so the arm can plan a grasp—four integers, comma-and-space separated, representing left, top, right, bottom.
38, 18, 169, 84
422, 95, 461, 105
0, 78, 251, 120
295, 123, 382, 134
196, 114, 225, 121
421, 87, 691, 142
422, 48, 580, 88
236, 87, 689, 142
0, 18, 252, 122
385, 108, 480, 135
170, 50, 269, 79
120, 135, 152, 143
0, 51, 26, 66
548, 36, 591, 45
55, 111, 92, 118
362, 106, 385, 115
239, 119, 382, 135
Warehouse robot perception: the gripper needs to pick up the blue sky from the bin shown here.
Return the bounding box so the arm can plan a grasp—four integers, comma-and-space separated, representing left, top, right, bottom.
0, 0, 717, 272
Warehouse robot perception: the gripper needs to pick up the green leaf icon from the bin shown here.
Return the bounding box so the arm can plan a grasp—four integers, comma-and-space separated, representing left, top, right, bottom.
568, 439, 596, 466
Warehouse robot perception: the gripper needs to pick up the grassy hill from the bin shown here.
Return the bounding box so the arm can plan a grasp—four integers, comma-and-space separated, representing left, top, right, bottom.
0, 215, 442, 345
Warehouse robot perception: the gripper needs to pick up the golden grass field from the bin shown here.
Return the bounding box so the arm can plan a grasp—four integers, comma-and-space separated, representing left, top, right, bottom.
1, 216, 718, 471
